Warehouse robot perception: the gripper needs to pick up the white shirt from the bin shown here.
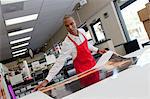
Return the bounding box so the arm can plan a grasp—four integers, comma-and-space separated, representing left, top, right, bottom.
46, 28, 99, 82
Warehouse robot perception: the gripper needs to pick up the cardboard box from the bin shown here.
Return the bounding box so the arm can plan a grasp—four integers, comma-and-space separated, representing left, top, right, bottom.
138, 2, 150, 20
143, 20, 150, 38
138, 2, 150, 39
146, 2, 150, 18
138, 8, 149, 22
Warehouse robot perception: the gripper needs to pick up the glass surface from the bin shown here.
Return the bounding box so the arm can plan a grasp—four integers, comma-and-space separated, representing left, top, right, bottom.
40, 52, 137, 99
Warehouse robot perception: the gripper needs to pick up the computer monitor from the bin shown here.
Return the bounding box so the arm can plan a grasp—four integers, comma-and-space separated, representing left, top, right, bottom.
10, 74, 24, 85
124, 39, 140, 54
31, 61, 40, 70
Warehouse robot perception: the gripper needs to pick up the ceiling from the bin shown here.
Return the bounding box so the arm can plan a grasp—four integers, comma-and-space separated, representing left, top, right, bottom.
0, 0, 112, 61
0, 0, 79, 61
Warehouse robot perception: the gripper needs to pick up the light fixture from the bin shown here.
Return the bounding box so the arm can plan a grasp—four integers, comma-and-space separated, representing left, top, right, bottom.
12, 49, 27, 54
8, 28, 33, 37
5, 14, 38, 26
1, 0, 28, 5
11, 42, 29, 49
13, 52, 26, 57
10, 36, 31, 44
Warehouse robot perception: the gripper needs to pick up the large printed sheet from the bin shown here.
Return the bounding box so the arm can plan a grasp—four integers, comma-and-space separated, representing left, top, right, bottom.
94, 51, 134, 71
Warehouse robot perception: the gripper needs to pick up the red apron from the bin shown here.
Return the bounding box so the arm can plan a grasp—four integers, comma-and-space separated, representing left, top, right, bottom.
68, 33, 100, 87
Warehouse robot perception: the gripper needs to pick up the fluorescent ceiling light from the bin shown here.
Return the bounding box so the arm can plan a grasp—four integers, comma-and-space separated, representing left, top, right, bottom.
8, 28, 33, 37
1, 0, 28, 5
5, 14, 38, 26
12, 49, 27, 54
13, 52, 26, 57
11, 42, 29, 49
10, 36, 31, 44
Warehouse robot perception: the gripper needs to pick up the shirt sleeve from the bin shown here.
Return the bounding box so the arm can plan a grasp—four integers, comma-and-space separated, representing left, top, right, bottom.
46, 38, 72, 82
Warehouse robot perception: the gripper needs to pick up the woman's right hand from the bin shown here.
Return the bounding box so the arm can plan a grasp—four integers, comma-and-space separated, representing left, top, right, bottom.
32, 79, 49, 92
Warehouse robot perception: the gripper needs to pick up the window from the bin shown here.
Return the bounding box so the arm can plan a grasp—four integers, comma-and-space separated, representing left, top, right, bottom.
82, 25, 92, 40
114, 0, 149, 46
90, 18, 106, 42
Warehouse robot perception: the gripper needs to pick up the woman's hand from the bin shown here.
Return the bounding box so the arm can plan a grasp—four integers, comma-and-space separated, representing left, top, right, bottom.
32, 79, 49, 92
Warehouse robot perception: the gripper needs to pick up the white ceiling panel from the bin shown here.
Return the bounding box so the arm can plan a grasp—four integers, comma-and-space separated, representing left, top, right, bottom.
1, 0, 28, 5
2, 0, 43, 19
3, 10, 40, 20
43, 0, 74, 6
6, 21, 36, 30
30, 22, 61, 49
8, 33, 32, 42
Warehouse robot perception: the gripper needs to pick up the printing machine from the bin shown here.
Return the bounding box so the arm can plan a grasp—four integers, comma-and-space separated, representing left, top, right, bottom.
20, 46, 150, 99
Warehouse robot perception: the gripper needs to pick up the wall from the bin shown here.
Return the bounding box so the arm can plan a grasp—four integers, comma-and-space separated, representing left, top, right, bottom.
95, 39, 115, 51
115, 45, 126, 55
75, 1, 126, 46
45, 0, 127, 54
